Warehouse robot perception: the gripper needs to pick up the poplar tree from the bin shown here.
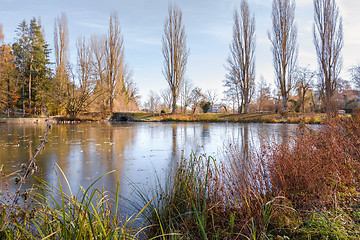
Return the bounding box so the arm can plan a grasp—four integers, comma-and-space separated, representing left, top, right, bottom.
226, 0, 256, 113
268, 0, 298, 112
162, 3, 189, 114
313, 0, 343, 112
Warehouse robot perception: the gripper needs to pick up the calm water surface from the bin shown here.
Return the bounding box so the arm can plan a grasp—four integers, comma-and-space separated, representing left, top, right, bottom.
0, 121, 300, 212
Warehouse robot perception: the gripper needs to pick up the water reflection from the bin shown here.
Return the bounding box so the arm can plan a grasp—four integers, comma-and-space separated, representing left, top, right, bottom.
0, 122, 306, 212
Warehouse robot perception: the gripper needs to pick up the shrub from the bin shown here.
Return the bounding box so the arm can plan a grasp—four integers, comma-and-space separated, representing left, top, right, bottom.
200, 101, 211, 113
269, 113, 360, 210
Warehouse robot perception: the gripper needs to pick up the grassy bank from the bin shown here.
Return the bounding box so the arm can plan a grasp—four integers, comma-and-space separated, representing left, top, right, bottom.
1, 112, 329, 124
133, 112, 326, 124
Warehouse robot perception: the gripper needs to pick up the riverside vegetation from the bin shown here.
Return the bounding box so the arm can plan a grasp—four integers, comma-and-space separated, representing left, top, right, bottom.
0, 111, 359, 239
132, 112, 326, 124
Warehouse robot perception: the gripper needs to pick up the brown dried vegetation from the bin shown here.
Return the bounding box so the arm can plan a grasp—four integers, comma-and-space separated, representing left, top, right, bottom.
148, 110, 360, 239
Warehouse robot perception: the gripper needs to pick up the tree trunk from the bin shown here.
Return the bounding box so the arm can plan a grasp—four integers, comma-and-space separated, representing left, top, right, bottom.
22, 74, 25, 117
172, 95, 176, 114
244, 103, 249, 114
110, 97, 114, 113
29, 71, 32, 115
282, 94, 288, 111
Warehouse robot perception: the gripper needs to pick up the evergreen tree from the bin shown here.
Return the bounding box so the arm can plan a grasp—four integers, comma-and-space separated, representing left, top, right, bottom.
12, 20, 29, 115
13, 18, 51, 115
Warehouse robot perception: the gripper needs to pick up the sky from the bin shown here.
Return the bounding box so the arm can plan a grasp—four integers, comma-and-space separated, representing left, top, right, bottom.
1, 0, 360, 104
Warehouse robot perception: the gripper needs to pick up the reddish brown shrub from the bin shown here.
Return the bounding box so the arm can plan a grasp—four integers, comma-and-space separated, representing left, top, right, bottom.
269, 113, 360, 210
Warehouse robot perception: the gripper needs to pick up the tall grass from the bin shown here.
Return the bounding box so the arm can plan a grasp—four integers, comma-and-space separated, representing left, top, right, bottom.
0, 164, 151, 239
137, 153, 214, 239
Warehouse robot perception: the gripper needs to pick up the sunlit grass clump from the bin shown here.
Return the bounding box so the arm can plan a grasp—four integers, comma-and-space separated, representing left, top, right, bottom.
0, 165, 149, 239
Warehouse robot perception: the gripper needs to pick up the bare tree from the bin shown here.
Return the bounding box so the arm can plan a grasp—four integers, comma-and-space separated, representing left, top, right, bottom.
161, 88, 172, 111
190, 87, 204, 114
105, 12, 130, 113
268, 0, 298, 112
294, 66, 315, 113
226, 0, 256, 113
123, 73, 139, 108
54, 12, 70, 89
146, 90, 160, 114
162, 3, 189, 114
63, 37, 97, 117
180, 78, 193, 113
206, 89, 219, 111
91, 34, 107, 111
350, 64, 360, 90
223, 76, 242, 113
257, 75, 272, 112
53, 12, 71, 115
313, 0, 343, 112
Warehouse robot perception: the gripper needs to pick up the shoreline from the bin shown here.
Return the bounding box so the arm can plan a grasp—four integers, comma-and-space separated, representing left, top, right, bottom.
0, 113, 328, 124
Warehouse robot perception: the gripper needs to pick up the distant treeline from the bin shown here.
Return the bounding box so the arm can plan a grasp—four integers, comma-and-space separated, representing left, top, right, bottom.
0, 13, 138, 117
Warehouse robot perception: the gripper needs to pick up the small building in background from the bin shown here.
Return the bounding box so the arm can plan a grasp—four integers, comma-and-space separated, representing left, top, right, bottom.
209, 104, 227, 113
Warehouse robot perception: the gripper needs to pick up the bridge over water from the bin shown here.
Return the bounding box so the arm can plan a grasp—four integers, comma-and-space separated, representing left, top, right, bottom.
109, 113, 135, 122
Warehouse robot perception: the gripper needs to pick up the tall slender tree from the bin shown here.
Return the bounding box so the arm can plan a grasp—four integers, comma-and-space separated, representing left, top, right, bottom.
105, 12, 130, 113
268, 0, 298, 112
226, 0, 256, 113
313, 0, 343, 112
13, 20, 29, 116
162, 3, 189, 114
91, 34, 107, 112
54, 12, 70, 90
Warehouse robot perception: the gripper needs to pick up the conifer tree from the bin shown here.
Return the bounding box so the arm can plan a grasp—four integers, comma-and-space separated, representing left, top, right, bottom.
13, 18, 51, 115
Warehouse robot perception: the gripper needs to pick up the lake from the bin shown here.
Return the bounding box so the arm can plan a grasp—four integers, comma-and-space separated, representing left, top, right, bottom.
0, 121, 301, 213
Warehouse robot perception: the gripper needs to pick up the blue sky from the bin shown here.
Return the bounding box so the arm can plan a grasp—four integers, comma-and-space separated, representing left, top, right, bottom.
1, 0, 359, 104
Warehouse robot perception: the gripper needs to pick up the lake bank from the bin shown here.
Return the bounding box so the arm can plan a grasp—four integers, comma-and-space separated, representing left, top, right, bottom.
1, 112, 327, 124
132, 112, 326, 124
